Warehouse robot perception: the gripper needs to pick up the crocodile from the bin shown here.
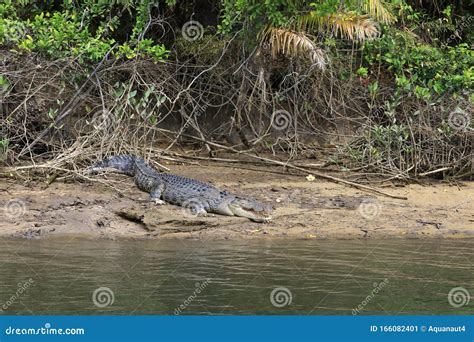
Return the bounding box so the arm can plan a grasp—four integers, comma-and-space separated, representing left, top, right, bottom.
87, 155, 273, 222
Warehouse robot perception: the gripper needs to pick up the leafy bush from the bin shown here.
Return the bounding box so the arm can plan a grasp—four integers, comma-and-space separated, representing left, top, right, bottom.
363, 27, 473, 100
0, 0, 169, 63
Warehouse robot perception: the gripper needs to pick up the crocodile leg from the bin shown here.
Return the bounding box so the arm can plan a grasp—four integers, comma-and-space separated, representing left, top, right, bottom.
150, 184, 166, 205
193, 206, 209, 216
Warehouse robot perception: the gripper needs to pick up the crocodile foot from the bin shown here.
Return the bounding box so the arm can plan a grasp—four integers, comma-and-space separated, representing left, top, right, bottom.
154, 199, 166, 205
200, 212, 215, 218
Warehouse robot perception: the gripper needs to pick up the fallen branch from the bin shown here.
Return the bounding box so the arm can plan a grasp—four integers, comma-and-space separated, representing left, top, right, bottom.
418, 167, 452, 177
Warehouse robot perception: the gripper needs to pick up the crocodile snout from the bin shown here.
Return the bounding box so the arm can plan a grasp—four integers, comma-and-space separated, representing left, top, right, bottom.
229, 197, 273, 223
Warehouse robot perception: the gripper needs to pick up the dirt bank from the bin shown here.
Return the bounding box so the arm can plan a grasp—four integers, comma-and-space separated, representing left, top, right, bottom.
1, 164, 473, 239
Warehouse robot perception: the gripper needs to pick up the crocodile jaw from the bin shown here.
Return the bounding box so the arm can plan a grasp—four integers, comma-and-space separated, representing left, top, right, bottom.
230, 206, 272, 223
227, 198, 273, 223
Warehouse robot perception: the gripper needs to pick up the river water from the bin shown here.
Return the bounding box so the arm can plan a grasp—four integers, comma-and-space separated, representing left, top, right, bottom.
0, 238, 472, 315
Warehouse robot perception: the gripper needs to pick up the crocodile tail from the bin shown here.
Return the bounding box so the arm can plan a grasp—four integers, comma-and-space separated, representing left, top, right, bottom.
88, 155, 138, 175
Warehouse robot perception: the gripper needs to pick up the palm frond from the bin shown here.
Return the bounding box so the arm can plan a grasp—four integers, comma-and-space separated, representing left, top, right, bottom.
298, 11, 381, 42
259, 27, 326, 70
363, 0, 396, 24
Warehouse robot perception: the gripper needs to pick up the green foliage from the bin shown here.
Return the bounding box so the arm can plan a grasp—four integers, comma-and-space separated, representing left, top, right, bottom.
219, 0, 398, 36
218, 0, 296, 36
0, 75, 10, 93
0, 138, 9, 161
14, 11, 114, 62
218, 0, 471, 100
0, 0, 27, 46
363, 27, 474, 98
107, 81, 167, 125
346, 123, 412, 167
356, 67, 368, 78
0, 0, 169, 63
371, 124, 410, 150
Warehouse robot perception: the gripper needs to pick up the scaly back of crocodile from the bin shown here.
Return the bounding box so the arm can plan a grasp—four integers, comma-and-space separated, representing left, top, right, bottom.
161, 174, 231, 210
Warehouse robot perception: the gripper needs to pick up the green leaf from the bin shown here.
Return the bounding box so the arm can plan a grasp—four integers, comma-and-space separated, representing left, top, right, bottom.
128, 90, 137, 99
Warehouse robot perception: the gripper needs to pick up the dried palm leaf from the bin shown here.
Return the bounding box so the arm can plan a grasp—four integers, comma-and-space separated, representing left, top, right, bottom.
363, 0, 396, 24
298, 11, 381, 42
259, 27, 326, 70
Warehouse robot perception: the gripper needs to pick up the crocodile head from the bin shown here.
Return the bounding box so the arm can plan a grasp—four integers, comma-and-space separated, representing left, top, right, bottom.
228, 197, 273, 223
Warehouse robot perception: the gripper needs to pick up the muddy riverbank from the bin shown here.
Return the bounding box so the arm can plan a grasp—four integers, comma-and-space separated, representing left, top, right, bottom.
1, 164, 473, 239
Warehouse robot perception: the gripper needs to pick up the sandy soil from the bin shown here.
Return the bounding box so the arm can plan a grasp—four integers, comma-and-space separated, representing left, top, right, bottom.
1, 164, 473, 239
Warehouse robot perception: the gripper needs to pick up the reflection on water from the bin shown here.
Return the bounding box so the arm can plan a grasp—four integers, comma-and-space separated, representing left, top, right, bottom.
0, 237, 472, 315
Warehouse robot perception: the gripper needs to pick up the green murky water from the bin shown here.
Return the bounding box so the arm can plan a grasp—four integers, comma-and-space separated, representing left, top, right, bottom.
0, 238, 473, 315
